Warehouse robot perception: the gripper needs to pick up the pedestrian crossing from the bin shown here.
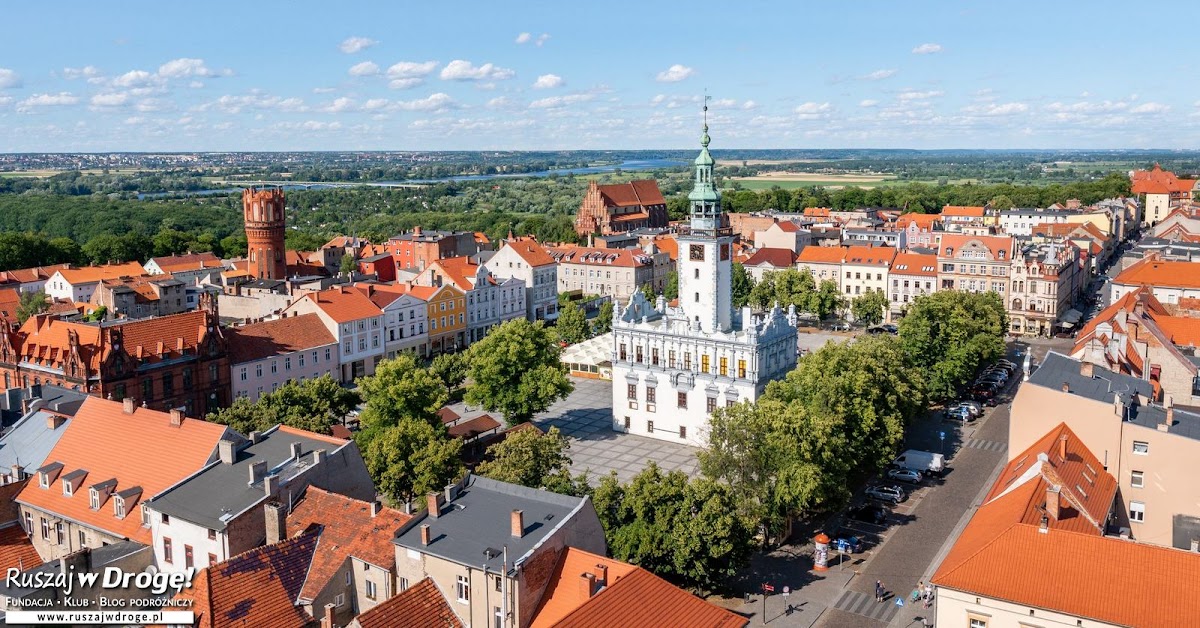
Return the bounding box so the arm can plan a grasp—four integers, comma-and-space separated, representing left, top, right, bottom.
832, 589, 900, 623
963, 437, 1007, 453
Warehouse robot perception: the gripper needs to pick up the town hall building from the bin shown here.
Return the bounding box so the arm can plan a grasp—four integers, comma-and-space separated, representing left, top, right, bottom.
610, 118, 798, 446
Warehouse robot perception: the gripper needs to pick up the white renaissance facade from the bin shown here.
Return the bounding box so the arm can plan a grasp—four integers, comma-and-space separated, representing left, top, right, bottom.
611, 120, 798, 446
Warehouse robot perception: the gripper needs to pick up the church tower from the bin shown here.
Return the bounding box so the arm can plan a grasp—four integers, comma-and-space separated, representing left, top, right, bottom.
676, 104, 734, 332
243, 187, 287, 280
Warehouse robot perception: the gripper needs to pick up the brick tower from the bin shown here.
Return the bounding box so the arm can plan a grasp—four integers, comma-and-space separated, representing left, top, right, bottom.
243, 187, 287, 280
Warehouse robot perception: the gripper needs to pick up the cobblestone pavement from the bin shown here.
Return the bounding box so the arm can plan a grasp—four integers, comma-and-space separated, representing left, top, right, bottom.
530, 377, 699, 483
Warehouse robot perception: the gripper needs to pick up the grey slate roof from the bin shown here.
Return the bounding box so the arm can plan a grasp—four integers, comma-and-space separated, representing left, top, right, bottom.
393, 474, 586, 573
0, 410, 71, 480
1127, 405, 1200, 442
1028, 351, 1153, 404
147, 425, 349, 531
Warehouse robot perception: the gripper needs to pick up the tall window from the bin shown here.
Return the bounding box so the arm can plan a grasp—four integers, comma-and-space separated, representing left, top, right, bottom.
701, 355, 710, 374
366, 580, 377, 600
40, 517, 49, 540
1130, 470, 1144, 488
184, 545, 194, 569
163, 538, 174, 563
706, 397, 717, 414
719, 357, 728, 376
627, 384, 636, 400
456, 575, 470, 603
683, 353, 691, 370
651, 348, 659, 366
679, 426, 687, 439
677, 392, 687, 409
635, 346, 643, 364
668, 350, 676, 369
737, 360, 746, 378
646, 387, 656, 404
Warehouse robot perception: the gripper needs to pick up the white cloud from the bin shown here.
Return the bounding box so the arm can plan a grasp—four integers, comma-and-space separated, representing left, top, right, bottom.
742, 100, 757, 110
440, 60, 515, 81
312, 87, 336, 94
912, 43, 943, 54
206, 93, 306, 114
387, 61, 438, 78
650, 94, 666, 105
300, 120, 342, 131
860, 99, 879, 108
388, 78, 424, 90
0, 96, 11, 107
1045, 100, 1129, 114
17, 92, 79, 113
320, 97, 356, 113
112, 70, 158, 88
486, 96, 515, 109
1130, 102, 1170, 114
157, 58, 222, 79
349, 61, 380, 77
529, 93, 595, 109
713, 98, 737, 108
62, 66, 100, 80
515, 32, 531, 44
393, 93, 457, 111
135, 98, 171, 113
898, 89, 944, 101
532, 74, 564, 89
0, 68, 21, 89
656, 64, 694, 83
123, 116, 144, 125
362, 98, 390, 111
536, 33, 550, 47
339, 36, 378, 54
794, 102, 832, 118
963, 102, 1028, 116
861, 69, 897, 81
90, 92, 129, 107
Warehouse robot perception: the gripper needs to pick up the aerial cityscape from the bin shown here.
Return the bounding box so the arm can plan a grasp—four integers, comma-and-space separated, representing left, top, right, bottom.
0, 2, 1198, 627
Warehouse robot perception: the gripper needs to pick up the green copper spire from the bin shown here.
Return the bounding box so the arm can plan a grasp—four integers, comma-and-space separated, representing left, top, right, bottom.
688, 97, 720, 227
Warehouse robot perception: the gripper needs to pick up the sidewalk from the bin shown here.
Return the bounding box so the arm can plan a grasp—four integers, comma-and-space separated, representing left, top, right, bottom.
732, 563, 856, 627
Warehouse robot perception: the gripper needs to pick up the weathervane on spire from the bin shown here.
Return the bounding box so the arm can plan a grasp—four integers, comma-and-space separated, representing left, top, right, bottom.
701, 90, 711, 147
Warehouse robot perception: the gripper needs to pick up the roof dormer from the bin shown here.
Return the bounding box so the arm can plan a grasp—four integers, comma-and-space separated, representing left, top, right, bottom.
89, 479, 117, 510
61, 469, 88, 496
37, 462, 63, 489
113, 487, 142, 520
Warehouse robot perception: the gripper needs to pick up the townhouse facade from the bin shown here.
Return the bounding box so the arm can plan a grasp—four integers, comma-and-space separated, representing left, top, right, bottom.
284, 287, 386, 382
741, 248, 798, 282
887, 252, 938, 318
1008, 240, 1085, 337
43, 262, 148, 302
1110, 253, 1200, 306
91, 275, 188, 319
935, 233, 1014, 296
752, 220, 810, 253
998, 208, 1074, 236
228, 313, 339, 401
389, 227, 485, 272
839, 245, 895, 299
415, 257, 525, 344
894, 213, 942, 249
485, 236, 558, 321
407, 284, 467, 354
795, 246, 846, 288
549, 245, 671, 301
356, 285, 431, 359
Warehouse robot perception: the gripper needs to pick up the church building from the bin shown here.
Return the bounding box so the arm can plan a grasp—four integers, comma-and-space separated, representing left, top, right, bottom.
610, 116, 798, 446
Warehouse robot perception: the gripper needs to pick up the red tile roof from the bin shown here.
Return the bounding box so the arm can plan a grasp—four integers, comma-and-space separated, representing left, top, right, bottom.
353, 577, 463, 628
743, 248, 798, 268
504, 236, 557, 267
228, 313, 335, 365
447, 414, 501, 439
423, 256, 487, 291
941, 205, 986, 217
1132, 164, 1197, 196
547, 550, 747, 628
149, 252, 222, 273
1113, 255, 1200, 290
297, 287, 383, 323
55, 262, 147, 285
0, 264, 70, 287
596, 180, 666, 208
185, 529, 319, 628
937, 234, 1014, 260
286, 486, 413, 602
530, 548, 637, 628
890, 253, 938, 277
769, 220, 801, 233
650, 235, 678, 261
803, 207, 832, 217
842, 245, 896, 266
16, 397, 228, 545
0, 522, 40, 574
549, 247, 659, 268
795, 246, 847, 265
895, 213, 941, 229
0, 287, 22, 324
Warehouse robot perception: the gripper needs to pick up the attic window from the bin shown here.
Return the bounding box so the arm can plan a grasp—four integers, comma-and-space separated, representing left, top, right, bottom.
141, 504, 150, 527
90, 488, 100, 510
63, 479, 73, 496
39, 473, 49, 489
114, 496, 126, 519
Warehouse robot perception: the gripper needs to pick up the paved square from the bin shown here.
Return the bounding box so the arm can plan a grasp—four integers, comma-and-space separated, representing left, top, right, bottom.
532, 377, 700, 483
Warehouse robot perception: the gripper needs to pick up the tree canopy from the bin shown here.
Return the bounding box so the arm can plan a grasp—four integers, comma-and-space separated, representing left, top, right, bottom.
205, 375, 360, 435
360, 418, 463, 506
896, 290, 1008, 401
555, 301, 590, 345
357, 354, 447, 435
465, 319, 573, 425
476, 426, 586, 495
850, 290, 889, 326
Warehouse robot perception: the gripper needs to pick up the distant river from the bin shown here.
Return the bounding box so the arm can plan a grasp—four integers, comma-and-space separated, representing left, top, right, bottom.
137, 158, 687, 199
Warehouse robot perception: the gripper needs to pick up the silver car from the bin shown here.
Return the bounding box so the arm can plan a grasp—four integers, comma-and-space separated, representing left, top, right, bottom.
865, 484, 908, 504
886, 468, 923, 484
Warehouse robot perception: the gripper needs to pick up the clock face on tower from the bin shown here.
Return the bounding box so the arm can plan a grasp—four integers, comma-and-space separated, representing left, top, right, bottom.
720, 243, 731, 261
689, 244, 705, 261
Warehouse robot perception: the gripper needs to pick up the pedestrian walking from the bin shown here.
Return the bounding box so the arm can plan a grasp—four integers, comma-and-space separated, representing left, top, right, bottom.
923, 584, 934, 609
875, 580, 884, 603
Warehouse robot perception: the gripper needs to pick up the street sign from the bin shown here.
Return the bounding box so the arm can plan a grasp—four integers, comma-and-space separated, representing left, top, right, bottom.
762, 584, 775, 593
939, 431, 945, 440
782, 586, 790, 597
896, 597, 905, 607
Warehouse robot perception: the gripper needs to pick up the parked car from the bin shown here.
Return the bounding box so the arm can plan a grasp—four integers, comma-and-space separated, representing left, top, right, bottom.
892, 450, 946, 475
865, 484, 908, 504
995, 359, 1018, 370
886, 468, 924, 484
846, 504, 889, 525
951, 400, 982, 416
833, 535, 863, 553
880, 323, 898, 334
946, 406, 975, 423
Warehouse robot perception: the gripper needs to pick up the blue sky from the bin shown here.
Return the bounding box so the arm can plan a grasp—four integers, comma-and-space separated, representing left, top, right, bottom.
0, 1, 1196, 151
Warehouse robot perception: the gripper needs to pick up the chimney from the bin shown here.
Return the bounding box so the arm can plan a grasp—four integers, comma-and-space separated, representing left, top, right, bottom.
1079, 361, 1094, 378
1114, 394, 1126, 420
122, 397, 136, 414
264, 501, 286, 545
311, 449, 326, 465
249, 431, 262, 444
169, 409, 184, 427
9, 464, 22, 482
427, 493, 441, 518
320, 603, 335, 628
444, 483, 457, 504
249, 460, 267, 485
45, 414, 65, 430
1160, 407, 1173, 432
420, 523, 431, 545
578, 573, 596, 600
264, 474, 279, 497
218, 439, 236, 465
595, 564, 608, 586
1061, 382, 1070, 393
370, 501, 381, 517
511, 509, 524, 538
1058, 433, 1068, 461
1039, 514, 1049, 534
1046, 485, 1060, 520
289, 442, 303, 459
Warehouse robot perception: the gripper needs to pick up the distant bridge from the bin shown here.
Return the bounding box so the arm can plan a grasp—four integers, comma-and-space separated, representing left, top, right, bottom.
209, 180, 428, 190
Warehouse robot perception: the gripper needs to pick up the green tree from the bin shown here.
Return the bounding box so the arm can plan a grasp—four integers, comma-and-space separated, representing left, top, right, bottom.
15, 290, 49, 324
593, 300, 614, 335
897, 290, 1007, 401
47, 237, 82, 266
850, 290, 889, 326
465, 319, 574, 425
731, 262, 754, 308
340, 253, 357, 277
357, 354, 447, 434
152, 229, 193, 257
749, 268, 815, 310
428, 352, 468, 396
476, 426, 578, 494
360, 418, 463, 506
640, 282, 656, 302
988, 195, 1015, 209
83, 305, 108, 322
810, 279, 846, 320
663, 270, 679, 301
206, 397, 275, 435
206, 375, 360, 435
555, 301, 590, 344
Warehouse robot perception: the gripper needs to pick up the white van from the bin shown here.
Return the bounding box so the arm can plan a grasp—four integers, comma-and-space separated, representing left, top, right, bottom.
891, 450, 945, 476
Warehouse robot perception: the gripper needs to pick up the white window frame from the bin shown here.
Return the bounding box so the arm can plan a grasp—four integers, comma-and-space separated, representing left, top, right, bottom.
1130, 470, 1144, 488
1132, 441, 1149, 455
334, 593, 345, 607
456, 574, 470, 603
1130, 501, 1145, 522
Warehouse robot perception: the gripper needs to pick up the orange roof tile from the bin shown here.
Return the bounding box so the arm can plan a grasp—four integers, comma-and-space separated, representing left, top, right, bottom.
405, 284, 463, 303
286, 486, 412, 602
890, 253, 938, 277
150, 252, 222, 273
769, 220, 801, 233
1113, 256, 1200, 290
505, 236, 557, 267
596, 180, 666, 208
299, 287, 383, 323
795, 246, 847, 265
354, 577, 462, 628
803, 207, 832, 217
15, 397, 228, 545
651, 236, 678, 261
743, 248, 798, 268
186, 529, 318, 628
941, 205, 986, 217
447, 414, 501, 439
115, 309, 217, 364
0, 264, 70, 286
937, 233, 1014, 260
56, 262, 147, 285
14, 314, 105, 372
842, 245, 896, 266
530, 548, 638, 628
896, 213, 941, 229
1132, 164, 1197, 196
424, 256, 485, 291
0, 287, 22, 324
549, 247, 658, 269
228, 314, 335, 364
550, 558, 747, 628
0, 522, 40, 574
1153, 315, 1200, 346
